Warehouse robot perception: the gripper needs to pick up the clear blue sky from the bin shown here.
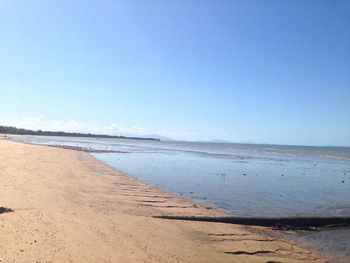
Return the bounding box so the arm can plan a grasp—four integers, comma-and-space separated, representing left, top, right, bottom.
1, 0, 349, 145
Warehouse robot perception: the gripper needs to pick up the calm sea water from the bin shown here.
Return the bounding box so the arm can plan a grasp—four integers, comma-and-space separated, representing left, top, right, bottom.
9, 135, 350, 259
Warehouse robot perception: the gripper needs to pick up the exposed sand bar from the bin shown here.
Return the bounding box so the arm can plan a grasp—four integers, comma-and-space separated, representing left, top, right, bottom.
0, 140, 327, 262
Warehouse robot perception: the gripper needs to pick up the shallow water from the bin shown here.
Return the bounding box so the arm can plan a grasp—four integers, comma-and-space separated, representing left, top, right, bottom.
95, 150, 350, 217
290, 228, 350, 260
9, 135, 350, 259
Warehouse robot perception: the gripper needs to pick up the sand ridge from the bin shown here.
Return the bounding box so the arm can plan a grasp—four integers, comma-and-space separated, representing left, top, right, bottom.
0, 140, 328, 262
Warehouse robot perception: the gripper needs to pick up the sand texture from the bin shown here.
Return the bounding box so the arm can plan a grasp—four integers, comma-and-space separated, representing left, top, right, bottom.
0, 140, 328, 262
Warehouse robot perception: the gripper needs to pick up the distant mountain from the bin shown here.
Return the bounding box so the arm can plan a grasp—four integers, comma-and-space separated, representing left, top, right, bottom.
139, 134, 173, 141
0, 125, 160, 141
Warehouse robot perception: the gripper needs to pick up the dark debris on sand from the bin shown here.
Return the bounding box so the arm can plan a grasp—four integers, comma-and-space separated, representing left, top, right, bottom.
0, 207, 14, 214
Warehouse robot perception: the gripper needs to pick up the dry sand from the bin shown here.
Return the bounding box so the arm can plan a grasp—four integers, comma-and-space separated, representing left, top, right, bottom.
0, 140, 328, 262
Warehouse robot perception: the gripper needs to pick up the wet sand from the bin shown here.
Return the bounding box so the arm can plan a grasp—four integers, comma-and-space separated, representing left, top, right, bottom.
0, 140, 329, 262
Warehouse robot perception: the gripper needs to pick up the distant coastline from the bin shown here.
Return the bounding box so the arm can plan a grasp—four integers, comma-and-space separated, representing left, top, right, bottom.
0, 125, 160, 141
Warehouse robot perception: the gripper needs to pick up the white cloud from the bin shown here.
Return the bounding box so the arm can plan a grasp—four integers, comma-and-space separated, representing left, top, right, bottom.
0, 116, 199, 140
0, 117, 143, 135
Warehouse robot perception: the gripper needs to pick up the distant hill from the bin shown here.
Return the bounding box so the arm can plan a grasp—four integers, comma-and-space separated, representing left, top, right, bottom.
0, 125, 160, 141
139, 134, 173, 141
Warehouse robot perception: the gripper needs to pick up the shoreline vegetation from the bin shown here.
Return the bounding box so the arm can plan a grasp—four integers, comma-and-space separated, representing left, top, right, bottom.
0, 125, 160, 141
0, 139, 339, 262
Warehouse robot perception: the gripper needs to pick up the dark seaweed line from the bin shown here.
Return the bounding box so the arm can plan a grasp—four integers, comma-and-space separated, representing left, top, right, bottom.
153, 215, 350, 230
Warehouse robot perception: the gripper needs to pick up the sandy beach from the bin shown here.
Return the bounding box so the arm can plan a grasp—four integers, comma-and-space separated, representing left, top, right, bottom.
0, 140, 327, 262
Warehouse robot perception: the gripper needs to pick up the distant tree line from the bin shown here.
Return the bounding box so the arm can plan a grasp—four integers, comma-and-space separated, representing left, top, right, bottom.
0, 125, 159, 141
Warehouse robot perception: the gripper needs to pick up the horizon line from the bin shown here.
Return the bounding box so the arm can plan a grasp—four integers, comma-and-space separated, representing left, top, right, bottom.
1, 124, 349, 149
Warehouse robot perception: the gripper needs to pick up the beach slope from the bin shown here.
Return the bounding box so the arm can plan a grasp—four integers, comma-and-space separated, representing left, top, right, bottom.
0, 140, 324, 262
